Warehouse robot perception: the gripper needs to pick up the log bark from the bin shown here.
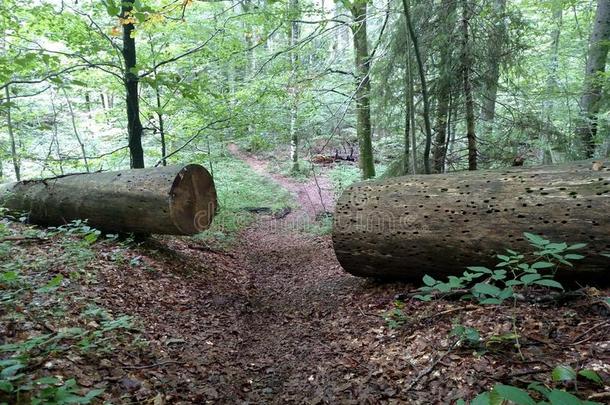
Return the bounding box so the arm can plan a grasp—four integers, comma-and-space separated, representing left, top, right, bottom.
0, 164, 216, 235
332, 160, 610, 282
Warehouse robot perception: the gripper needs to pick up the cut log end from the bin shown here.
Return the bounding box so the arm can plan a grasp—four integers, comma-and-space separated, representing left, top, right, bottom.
170, 164, 217, 234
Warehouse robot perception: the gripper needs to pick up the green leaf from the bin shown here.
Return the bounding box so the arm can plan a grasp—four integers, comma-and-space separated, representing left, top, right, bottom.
547, 389, 584, 405
467, 266, 493, 274
497, 254, 510, 262
578, 369, 603, 385
567, 243, 587, 250
524, 233, 549, 246
551, 365, 576, 382
36, 274, 63, 293
531, 261, 554, 269
521, 273, 542, 284
533, 279, 564, 289
471, 392, 491, 405
479, 298, 503, 305
547, 242, 568, 251
473, 283, 502, 297
0, 380, 13, 393
564, 254, 584, 260
492, 383, 536, 405
413, 294, 432, 302
422, 275, 436, 286
527, 382, 550, 397
0, 363, 24, 378
103, 0, 120, 16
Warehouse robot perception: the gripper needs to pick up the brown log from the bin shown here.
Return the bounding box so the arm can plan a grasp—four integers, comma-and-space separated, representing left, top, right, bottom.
332, 160, 610, 282
0, 164, 216, 235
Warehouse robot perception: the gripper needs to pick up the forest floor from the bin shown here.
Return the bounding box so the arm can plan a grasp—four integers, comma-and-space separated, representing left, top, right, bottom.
1, 148, 609, 404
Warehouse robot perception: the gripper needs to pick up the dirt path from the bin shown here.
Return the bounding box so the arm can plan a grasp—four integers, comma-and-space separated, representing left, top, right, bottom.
93, 150, 416, 403
227, 144, 335, 219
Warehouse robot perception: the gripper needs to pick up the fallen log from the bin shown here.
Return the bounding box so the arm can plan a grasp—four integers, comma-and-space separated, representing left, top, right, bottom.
0, 164, 217, 235
332, 160, 610, 282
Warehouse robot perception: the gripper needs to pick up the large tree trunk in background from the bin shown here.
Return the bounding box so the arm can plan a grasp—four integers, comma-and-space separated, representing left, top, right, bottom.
350, 0, 375, 179
332, 160, 610, 283
480, 0, 507, 139
0, 164, 217, 235
122, 2, 145, 169
576, 0, 610, 158
462, 0, 477, 170
4, 86, 20, 181
402, 0, 433, 174
432, 0, 457, 173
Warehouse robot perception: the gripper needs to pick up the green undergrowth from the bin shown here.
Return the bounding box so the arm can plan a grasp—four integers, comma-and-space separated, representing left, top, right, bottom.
328, 163, 361, 197
385, 233, 609, 404
195, 158, 295, 248
0, 218, 142, 404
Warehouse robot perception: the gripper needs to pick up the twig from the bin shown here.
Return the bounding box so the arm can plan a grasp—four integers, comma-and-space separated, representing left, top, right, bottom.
0, 236, 48, 243
122, 360, 183, 370
405, 340, 459, 391
570, 321, 610, 345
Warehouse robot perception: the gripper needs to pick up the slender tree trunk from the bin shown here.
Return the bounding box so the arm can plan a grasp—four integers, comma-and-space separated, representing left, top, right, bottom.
402, 0, 433, 174
84, 92, 92, 119
462, 0, 477, 170
289, 0, 300, 173
576, 0, 610, 157
480, 0, 507, 140
542, 4, 563, 164
350, 0, 375, 179
50, 95, 64, 175
432, 0, 457, 173
403, 57, 411, 175
155, 85, 166, 166
4, 86, 20, 181
61, 88, 90, 172
408, 44, 417, 175
121, 3, 145, 168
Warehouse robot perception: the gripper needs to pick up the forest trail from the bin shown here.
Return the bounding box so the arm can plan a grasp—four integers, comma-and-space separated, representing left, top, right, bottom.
93, 148, 415, 403
87, 149, 610, 403
226, 143, 335, 218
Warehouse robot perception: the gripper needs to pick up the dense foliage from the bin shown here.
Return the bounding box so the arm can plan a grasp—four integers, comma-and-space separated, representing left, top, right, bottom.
0, 0, 608, 181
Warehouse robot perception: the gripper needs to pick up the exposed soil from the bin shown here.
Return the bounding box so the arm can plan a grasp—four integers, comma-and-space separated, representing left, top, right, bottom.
3, 149, 608, 404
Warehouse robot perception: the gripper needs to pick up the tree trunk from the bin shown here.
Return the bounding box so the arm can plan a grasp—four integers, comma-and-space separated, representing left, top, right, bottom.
462, 0, 477, 170
542, 4, 562, 165
479, 0, 507, 140
122, 2, 145, 168
402, 0, 433, 174
289, 0, 300, 173
432, 0, 457, 173
4, 86, 20, 181
576, 0, 610, 158
61, 87, 90, 172
0, 164, 217, 235
332, 160, 610, 283
350, 0, 375, 179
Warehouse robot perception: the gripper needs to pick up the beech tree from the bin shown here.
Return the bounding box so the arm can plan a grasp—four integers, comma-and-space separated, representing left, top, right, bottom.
576, 0, 610, 158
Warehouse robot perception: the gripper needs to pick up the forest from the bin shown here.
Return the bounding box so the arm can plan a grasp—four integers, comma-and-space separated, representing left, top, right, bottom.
0, 0, 609, 403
